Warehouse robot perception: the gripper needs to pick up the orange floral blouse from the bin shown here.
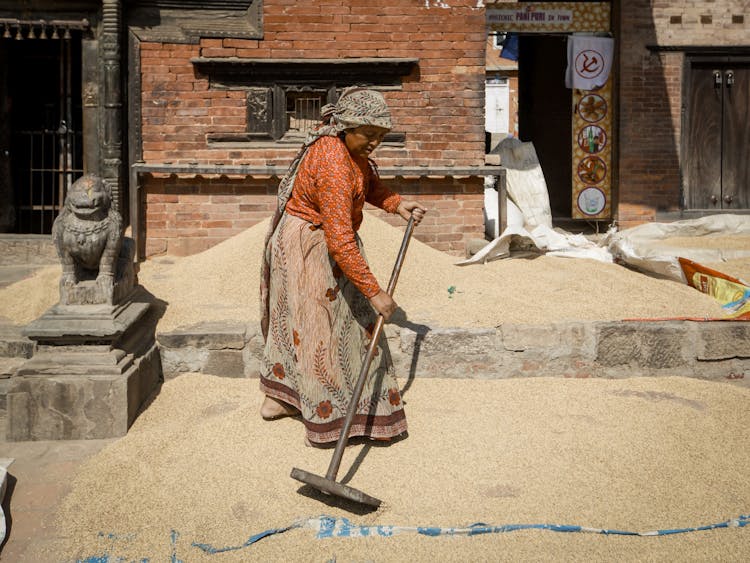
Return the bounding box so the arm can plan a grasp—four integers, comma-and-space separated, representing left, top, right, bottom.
284, 135, 402, 298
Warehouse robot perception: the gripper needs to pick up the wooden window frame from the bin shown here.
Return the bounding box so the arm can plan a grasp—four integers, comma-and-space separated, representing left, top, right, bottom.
193, 57, 417, 147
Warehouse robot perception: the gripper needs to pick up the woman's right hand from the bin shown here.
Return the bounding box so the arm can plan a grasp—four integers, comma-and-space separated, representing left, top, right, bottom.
397, 201, 426, 225
369, 290, 398, 320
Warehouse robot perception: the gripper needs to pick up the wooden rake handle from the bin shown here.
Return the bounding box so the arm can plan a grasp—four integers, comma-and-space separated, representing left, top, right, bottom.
325, 215, 416, 481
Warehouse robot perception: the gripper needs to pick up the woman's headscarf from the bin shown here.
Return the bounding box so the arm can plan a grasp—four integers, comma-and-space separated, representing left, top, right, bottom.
319, 87, 392, 133
260, 87, 392, 338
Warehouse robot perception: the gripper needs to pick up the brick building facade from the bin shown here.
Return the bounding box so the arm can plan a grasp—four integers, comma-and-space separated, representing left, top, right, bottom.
132, 0, 494, 257
1, 1, 747, 255
617, 0, 748, 227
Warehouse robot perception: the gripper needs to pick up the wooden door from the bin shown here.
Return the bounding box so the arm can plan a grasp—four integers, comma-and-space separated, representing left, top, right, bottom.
685, 61, 723, 209
685, 57, 750, 210
722, 61, 750, 208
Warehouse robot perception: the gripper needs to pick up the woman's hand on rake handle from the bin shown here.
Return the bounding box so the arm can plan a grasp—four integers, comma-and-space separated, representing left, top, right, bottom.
369, 290, 398, 321
397, 201, 426, 225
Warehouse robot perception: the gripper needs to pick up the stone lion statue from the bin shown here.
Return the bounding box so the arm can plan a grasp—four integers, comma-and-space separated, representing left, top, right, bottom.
52, 174, 134, 305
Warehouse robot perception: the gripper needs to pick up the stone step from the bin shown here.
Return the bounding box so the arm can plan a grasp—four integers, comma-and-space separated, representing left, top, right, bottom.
0, 357, 26, 414
0, 323, 34, 359
0, 234, 57, 266
157, 321, 254, 379
0, 357, 24, 377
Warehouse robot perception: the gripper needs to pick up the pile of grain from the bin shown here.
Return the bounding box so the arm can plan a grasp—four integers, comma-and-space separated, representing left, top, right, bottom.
0, 213, 743, 330
659, 235, 750, 251
39, 373, 750, 562
647, 235, 750, 282
0, 265, 61, 325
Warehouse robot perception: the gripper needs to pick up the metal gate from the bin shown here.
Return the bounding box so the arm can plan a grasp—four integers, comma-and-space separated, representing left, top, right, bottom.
1, 24, 83, 234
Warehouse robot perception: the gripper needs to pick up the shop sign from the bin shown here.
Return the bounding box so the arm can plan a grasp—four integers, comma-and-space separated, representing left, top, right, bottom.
488, 8, 573, 25
487, 2, 610, 33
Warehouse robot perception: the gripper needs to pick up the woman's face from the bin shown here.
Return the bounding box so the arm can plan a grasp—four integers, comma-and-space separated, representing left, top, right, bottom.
344, 125, 389, 159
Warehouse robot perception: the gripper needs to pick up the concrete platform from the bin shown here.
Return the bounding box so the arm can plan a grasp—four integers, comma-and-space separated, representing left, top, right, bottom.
0, 235, 56, 265
0, 234, 57, 290
0, 265, 56, 290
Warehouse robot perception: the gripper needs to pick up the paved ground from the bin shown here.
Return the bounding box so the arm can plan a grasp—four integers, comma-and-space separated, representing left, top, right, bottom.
0, 415, 113, 561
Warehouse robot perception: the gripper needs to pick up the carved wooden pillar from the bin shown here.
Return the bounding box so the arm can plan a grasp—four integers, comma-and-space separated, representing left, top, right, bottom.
101, 0, 123, 213
82, 39, 100, 177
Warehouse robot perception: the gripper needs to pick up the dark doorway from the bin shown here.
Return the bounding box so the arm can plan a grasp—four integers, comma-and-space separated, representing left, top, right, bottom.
0, 33, 83, 234
518, 34, 573, 220
684, 56, 750, 210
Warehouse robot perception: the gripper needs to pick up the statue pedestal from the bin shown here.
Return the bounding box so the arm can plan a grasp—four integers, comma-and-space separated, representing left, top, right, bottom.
6, 298, 162, 441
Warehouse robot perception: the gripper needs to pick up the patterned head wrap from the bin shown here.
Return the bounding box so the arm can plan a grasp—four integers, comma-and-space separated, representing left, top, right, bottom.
260, 87, 392, 338
319, 87, 392, 132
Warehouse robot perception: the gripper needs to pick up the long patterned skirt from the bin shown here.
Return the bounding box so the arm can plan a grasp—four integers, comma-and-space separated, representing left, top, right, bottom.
260, 213, 407, 444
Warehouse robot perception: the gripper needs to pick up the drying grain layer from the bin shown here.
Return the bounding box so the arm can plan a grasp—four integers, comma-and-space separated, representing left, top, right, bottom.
0, 264, 60, 324
660, 235, 750, 251
0, 214, 731, 330
40, 373, 750, 562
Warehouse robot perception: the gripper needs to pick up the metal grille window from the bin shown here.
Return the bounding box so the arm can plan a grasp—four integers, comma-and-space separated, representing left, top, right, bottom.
1, 27, 84, 234
286, 91, 324, 135
243, 85, 334, 142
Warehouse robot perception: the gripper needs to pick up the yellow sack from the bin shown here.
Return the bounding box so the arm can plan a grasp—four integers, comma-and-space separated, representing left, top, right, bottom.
679, 258, 750, 319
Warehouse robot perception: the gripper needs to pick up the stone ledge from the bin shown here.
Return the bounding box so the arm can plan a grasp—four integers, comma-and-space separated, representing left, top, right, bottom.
157, 322, 252, 379
157, 322, 248, 349
152, 319, 750, 387
0, 324, 34, 359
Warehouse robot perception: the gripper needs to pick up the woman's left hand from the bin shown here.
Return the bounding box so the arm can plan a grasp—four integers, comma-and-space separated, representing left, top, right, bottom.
397, 201, 427, 225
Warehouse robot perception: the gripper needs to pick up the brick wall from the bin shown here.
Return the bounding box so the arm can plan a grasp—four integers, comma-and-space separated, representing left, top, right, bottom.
617, 1, 748, 228
138, 0, 488, 256
143, 175, 484, 257
143, 176, 277, 257
652, 2, 748, 45
368, 177, 485, 253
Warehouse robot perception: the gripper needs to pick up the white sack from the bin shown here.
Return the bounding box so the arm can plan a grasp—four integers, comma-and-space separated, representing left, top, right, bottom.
606, 214, 750, 283
496, 138, 553, 229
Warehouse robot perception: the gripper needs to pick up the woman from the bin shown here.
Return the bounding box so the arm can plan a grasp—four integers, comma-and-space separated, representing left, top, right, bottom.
259, 87, 426, 446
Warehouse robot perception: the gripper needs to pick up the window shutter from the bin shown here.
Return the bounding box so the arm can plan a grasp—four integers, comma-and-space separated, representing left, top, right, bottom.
246, 87, 274, 138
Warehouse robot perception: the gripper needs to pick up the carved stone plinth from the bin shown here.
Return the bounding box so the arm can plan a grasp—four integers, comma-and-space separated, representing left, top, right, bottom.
6, 300, 162, 441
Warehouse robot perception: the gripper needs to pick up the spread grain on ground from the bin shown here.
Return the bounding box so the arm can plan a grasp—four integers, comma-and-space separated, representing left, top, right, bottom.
0, 213, 741, 330
36, 373, 750, 562
5, 216, 749, 561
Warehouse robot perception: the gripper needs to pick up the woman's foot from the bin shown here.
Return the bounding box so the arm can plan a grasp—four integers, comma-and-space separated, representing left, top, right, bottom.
260, 396, 300, 420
